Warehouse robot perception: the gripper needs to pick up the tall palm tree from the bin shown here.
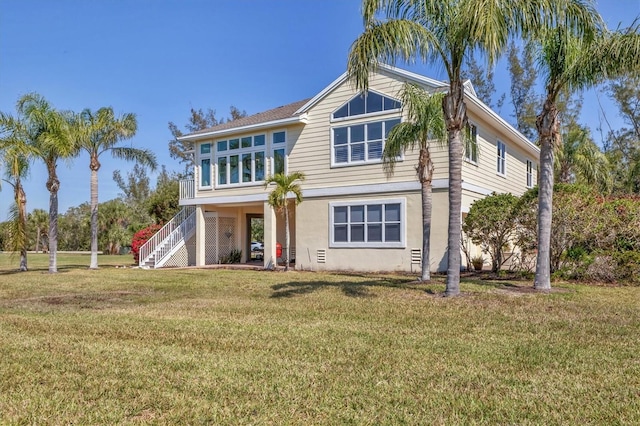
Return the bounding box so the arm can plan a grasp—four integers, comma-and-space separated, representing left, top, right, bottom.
72, 107, 157, 269
0, 113, 38, 271
264, 172, 305, 272
555, 125, 611, 191
18, 93, 76, 273
382, 83, 446, 281
533, 22, 640, 290
347, 0, 595, 296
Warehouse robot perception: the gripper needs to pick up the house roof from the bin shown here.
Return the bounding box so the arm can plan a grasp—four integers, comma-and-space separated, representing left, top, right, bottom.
179, 98, 311, 141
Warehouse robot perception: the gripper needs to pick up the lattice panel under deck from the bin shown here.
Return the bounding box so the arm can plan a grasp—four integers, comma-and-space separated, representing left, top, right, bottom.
218, 217, 236, 261
205, 216, 218, 265
163, 245, 189, 268
161, 234, 196, 268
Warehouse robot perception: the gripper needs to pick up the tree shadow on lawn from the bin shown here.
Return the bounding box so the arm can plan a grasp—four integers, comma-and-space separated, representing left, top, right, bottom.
271, 276, 440, 299
0, 264, 127, 276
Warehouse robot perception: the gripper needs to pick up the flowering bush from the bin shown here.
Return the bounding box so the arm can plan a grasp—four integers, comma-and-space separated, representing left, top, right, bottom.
131, 223, 162, 263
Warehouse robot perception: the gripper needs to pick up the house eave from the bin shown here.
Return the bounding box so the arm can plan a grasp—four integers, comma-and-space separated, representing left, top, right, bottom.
177, 114, 308, 142
465, 95, 540, 157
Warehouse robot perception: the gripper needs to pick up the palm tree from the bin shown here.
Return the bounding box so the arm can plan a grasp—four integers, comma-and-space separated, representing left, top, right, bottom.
0, 113, 38, 271
382, 83, 446, 281
264, 172, 305, 272
29, 208, 49, 253
555, 125, 611, 191
533, 22, 640, 290
18, 93, 76, 273
72, 107, 157, 269
347, 0, 595, 296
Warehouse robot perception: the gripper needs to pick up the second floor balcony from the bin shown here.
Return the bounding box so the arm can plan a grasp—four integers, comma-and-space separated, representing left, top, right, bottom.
180, 179, 195, 201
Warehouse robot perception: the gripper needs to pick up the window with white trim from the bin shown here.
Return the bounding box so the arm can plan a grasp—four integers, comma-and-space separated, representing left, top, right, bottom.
199, 143, 212, 188
332, 119, 400, 166
216, 134, 266, 186
497, 140, 506, 176
272, 131, 286, 175
526, 160, 533, 188
465, 123, 478, 163
332, 90, 401, 119
330, 199, 405, 248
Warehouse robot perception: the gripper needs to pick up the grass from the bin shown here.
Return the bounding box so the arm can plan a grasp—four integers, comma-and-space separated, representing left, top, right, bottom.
1, 253, 639, 424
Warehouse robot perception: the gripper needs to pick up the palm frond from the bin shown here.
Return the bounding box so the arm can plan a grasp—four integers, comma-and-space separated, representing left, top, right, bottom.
347, 18, 438, 92
110, 147, 158, 171
264, 172, 306, 210
6, 198, 27, 254
383, 84, 446, 176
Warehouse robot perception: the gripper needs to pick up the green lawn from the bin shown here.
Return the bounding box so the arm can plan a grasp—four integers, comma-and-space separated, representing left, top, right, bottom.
1, 253, 639, 424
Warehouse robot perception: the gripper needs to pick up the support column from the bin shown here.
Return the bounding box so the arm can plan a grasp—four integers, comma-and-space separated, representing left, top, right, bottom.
263, 201, 277, 269
195, 205, 205, 266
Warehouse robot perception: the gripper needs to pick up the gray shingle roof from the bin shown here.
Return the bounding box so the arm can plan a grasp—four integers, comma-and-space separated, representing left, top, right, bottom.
188, 98, 311, 136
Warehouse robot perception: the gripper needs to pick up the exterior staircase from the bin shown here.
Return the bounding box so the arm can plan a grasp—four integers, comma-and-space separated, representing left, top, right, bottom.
139, 206, 196, 269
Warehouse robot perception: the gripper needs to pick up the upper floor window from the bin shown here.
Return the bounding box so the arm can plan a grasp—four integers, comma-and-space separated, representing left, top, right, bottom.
272, 131, 286, 175
217, 134, 266, 153
199, 143, 212, 188
465, 123, 478, 164
332, 118, 400, 166
497, 140, 507, 176
526, 160, 534, 188
332, 91, 401, 120
215, 133, 267, 186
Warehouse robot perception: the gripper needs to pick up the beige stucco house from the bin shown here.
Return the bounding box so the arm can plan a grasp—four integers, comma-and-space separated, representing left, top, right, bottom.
139, 65, 538, 272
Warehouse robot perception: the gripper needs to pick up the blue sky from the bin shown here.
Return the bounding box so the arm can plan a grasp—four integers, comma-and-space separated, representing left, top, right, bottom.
1, 0, 639, 221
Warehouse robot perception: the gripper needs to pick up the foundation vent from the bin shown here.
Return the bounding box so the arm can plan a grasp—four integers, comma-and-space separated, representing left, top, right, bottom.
411, 249, 422, 265
317, 249, 326, 263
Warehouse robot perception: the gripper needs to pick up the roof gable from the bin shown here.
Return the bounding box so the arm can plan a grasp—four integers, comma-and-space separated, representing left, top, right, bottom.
295, 64, 448, 115
179, 98, 310, 141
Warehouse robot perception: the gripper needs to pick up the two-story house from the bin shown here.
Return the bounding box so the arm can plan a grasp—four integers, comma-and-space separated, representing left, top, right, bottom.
139, 65, 538, 272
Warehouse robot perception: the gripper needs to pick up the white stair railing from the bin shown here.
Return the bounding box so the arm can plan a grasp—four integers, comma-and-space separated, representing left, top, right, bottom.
153, 211, 196, 268
139, 206, 196, 267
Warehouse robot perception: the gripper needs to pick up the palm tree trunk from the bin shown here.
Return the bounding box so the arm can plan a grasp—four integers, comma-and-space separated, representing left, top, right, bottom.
443, 81, 466, 296
534, 97, 558, 291
421, 180, 432, 281
89, 155, 100, 269
418, 147, 434, 282
47, 162, 60, 273
48, 191, 58, 272
17, 184, 28, 272
35, 226, 41, 254
284, 200, 290, 272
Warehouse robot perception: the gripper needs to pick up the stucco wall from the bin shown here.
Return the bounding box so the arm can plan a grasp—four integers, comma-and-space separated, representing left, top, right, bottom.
295, 189, 450, 273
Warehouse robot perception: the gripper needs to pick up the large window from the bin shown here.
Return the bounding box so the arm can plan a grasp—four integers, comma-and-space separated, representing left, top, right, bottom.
465, 123, 478, 163
216, 134, 266, 186
330, 199, 405, 248
333, 91, 401, 119
332, 119, 400, 166
497, 140, 506, 176
272, 131, 286, 175
526, 160, 533, 188
199, 143, 212, 188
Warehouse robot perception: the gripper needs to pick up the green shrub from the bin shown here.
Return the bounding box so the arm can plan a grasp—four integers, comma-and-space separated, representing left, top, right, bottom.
612, 251, 640, 284
220, 249, 242, 264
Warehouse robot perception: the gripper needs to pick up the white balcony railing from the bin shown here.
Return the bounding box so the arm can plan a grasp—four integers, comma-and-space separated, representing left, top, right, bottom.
180, 179, 195, 200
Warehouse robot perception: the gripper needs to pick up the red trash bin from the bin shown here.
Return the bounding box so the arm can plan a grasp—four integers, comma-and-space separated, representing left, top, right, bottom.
276, 242, 282, 258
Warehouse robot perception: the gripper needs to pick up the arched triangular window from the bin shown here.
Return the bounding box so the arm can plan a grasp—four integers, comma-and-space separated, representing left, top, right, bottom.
332, 91, 401, 119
